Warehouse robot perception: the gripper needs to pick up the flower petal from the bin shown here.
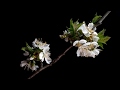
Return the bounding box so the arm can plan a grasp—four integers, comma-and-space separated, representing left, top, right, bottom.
20, 61, 27, 67
78, 24, 90, 37
65, 37, 68, 42
30, 57, 34, 60
88, 23, 94, 30
39, 52, 44, 62
73, 40, 79, 46
31, 65, 39, 71
23, 51, 29, 56
92, 36, 99, 42
45, 57, 52, 64
76, 49, 80, 57
79, 39, 87, 44
93, 49, 100, 55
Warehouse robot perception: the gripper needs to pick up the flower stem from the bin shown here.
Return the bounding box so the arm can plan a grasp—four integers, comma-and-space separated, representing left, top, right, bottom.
28, 45, 73, 79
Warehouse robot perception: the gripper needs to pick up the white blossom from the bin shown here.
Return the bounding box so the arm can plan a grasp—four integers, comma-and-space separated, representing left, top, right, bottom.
38, 43, 52, 64
73, 40, 100, 58
39, 48, 52, 64
32, 38, 50, 50
20, 60, 39, 71
77, 22, 99, 42
63, 30, 69, 42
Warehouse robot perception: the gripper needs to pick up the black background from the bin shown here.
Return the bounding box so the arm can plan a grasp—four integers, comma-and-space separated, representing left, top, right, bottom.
4, 0, 120, 86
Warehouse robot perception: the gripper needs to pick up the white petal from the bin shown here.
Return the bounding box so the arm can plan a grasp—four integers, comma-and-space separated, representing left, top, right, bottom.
79, 39, 87, 44
39, 52, 44, 62
45, 57, 52, 64
20, 61, 27, 67
92, 32, 98, 36
65, 37, 68, 42
88, 23, 94, 30
31, 65, 38, 71
76, 49, 80, 57
32, 38, 38, 47
93, 49, 100, 55
93, 27, 96, 31
91, 42, 99, 47
43, 46, 50, 52
64, 30, 67, 34
78, 24, 90, 37
83, 42, 91, 46
30, 57, 34, 60
92, 36, 99, 42
73, 40, 79, 46
23, 51, 29, 56
89, 51, 95, 58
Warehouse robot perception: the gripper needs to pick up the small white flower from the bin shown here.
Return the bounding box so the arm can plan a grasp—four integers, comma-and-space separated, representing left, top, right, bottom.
32, 38, 50, 50
63, 30, 69, 42
30, 57, 34, 60
73, 40, 100, 58
39, 46, 52, 64
63, 30, 68, 34
20, 60, 39, 71
77, 22, 98, 42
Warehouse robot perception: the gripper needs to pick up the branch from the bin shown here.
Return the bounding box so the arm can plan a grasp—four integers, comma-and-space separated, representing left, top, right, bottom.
28, 45, 73, 79
93, 11, 111, 29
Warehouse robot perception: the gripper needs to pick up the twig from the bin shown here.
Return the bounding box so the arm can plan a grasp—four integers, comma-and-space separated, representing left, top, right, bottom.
28, 45, 73, 79
93, 11, 111, 29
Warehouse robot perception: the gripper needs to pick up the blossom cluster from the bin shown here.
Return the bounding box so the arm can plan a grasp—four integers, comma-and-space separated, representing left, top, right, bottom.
20, 39, 52, 71
60, 22, 100, 58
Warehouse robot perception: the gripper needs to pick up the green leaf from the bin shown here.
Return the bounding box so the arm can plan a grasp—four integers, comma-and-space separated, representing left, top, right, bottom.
21, 42, 34, 53
67, 19, 75, 36
98, 29, 111, 48
70, 18, 74, 30
98, 42, 104, 49
26, 42, 33, 52
21, 47, 27, 51
98, 29, 106, 37
73, 22, 83, 31
98, 36, 111, 44
92, 13, 102, 24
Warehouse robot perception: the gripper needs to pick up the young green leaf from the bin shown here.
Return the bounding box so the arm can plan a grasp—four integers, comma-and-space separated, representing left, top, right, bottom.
21, 47, 27, 51
70, 19, 74, 30
73, 22, 83, 31
98, 42, 104, 49
26, 42, 33, 52
98, 36, 111, 44
98, 29, 111, 48
92, 13, 102, 24
98, 29, 106, 37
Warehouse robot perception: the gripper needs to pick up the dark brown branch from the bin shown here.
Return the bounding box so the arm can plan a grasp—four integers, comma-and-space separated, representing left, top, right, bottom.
28, 45, 73, 79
